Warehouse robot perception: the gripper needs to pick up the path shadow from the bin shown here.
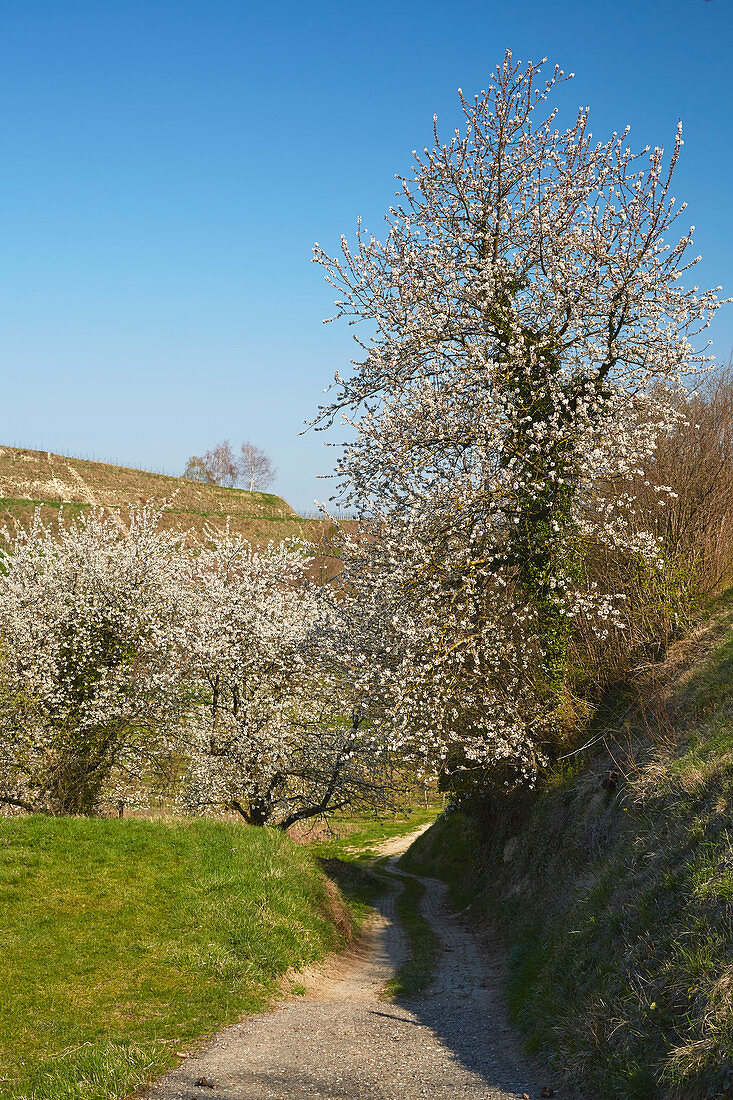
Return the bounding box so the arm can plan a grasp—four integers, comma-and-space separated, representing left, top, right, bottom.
318, 849, 568, 1097
370, 871, 562, 1098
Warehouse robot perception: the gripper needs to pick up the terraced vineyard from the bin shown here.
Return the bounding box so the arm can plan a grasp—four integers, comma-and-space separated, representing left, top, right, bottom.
0, 446, 334, 553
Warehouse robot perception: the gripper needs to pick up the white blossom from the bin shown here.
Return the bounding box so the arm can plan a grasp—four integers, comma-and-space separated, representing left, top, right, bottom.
312, 53, 727, 784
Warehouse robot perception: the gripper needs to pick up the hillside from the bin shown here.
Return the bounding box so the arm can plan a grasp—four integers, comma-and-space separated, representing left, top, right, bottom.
401, 592, 733, 1099
0, 446, 334, 553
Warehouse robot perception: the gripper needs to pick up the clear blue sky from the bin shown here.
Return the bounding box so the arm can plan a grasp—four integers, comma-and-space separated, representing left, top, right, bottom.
1, 0, 731, 512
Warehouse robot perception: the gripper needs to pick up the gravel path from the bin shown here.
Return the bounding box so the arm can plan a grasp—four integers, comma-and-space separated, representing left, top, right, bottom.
138, 826, 565, 1100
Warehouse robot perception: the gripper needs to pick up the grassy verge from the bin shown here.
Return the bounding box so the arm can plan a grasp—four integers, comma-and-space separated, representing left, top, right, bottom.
315, 855, 387, 916
307, 806, 441, 862
0, 816, 352, 1100
402, 594, 733, 1099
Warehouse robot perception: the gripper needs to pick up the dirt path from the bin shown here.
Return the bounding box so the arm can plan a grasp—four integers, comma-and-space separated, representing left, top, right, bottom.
139, 827, 564, 1100
372, 823, 432, 858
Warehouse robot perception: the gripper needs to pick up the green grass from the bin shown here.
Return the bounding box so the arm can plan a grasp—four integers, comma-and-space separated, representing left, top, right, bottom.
0, 804, 442, 1100
0, 816, 352, 1100
308, 806, 441, 862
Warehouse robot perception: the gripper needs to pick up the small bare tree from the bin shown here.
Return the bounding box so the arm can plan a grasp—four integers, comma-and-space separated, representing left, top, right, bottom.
183, 441, 238, 487
184, 440, 275, 491
238, 440, 276, 492
183, 455, 212, 483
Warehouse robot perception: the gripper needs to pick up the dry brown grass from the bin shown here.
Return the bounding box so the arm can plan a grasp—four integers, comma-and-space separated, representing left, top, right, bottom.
0, 446, 346, 573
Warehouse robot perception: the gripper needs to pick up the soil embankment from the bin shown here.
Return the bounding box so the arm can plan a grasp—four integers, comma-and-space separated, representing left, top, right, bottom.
402, 594, 733, 1099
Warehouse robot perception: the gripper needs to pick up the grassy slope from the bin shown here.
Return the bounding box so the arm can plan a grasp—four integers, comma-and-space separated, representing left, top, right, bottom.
0, 446, 331, 548
402, 593, 733, 1100
0, 817, 353, 1100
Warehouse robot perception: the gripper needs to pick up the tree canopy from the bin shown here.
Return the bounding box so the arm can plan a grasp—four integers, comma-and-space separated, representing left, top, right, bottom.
314, 52, 726, 785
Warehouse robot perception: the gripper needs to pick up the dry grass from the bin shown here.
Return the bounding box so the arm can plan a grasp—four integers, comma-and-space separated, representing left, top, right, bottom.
0, 445, 295, 516
0, 446, 346, 578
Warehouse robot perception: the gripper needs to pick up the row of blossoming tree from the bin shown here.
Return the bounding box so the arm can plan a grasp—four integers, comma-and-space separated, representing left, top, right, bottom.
0, 505, 393, 822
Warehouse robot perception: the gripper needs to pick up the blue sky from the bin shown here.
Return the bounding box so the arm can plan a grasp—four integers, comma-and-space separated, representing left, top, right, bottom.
1, 0, 731, 512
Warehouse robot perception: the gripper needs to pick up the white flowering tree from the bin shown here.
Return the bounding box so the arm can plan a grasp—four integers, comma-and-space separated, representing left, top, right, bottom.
0, 505, 191, 815
182, 531, 393, 828
314, 52, 726, 783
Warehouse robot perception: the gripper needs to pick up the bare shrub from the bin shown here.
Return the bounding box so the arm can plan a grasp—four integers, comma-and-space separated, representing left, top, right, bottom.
183, 440, 276, 492
183, 441, 237, 486
570, 363, 733, 699
646, 363, 733, 595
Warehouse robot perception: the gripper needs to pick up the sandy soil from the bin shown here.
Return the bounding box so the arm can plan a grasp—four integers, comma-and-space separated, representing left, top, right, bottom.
372, 823, 433, 857
137, 826, 567, 1100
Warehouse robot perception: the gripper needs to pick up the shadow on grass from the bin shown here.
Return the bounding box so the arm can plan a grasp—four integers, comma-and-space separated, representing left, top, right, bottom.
316, 856, 387, 910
